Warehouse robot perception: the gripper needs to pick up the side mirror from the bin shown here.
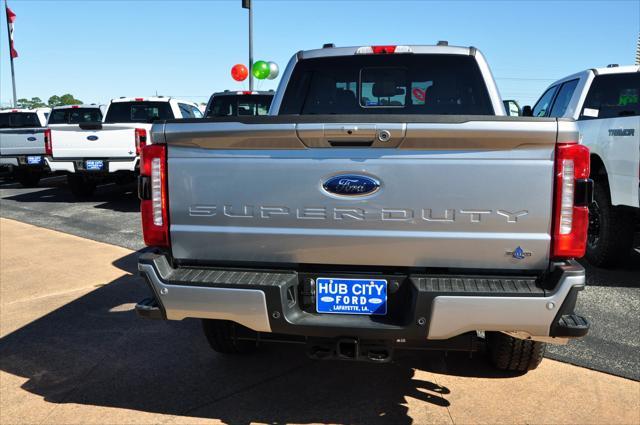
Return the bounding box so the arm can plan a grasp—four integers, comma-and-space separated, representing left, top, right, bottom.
503, 100, 521, 117
522, 105, 533, 117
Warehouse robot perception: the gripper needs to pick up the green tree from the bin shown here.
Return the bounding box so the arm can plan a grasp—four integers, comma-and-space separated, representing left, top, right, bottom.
47, 93, 82, 107
16, 97, 46, 109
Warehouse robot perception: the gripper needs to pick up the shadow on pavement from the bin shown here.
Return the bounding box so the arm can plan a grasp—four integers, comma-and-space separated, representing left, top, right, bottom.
0, 251, 522, 424
0, 175, 66, 189
1, 181, 139, 213
580, 241, 640, 288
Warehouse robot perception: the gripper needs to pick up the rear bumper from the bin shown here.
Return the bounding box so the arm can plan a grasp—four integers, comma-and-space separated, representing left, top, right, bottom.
0, 155, 47, 169
45, 157, 138, 173
137, 253, 588, 344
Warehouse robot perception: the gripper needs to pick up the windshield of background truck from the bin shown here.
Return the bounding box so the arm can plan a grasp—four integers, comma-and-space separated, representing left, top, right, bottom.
104, 102, 174, 123
206, 95, 273, 117
0, 112, 42, 129
48, 108, 103, 124
279, 54, 494, 115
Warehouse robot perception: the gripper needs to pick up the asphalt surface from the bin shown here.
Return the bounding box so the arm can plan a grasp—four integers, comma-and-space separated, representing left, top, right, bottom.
1, 175, 639, 381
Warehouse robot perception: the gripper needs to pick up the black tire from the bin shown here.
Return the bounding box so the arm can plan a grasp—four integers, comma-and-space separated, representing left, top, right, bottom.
67, 174, 96, 199
16, 169, 41, 187
586, 179, 634, 267
486, 332, 545, 372
201, 319, 258, 354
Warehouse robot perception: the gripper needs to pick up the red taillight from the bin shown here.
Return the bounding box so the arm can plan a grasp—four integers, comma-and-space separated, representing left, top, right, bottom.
44, 129, 52, 156
372, 45, 397, 54
140, 144, 169, 247
551, 142, 590, 259
71, 105, 79, 109
242, 91, 253, 95
135, 128, 147, 155
135, 97, 144, 101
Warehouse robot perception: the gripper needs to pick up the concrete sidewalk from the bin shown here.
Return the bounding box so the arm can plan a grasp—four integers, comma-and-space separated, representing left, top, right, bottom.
1, 217, 638, 425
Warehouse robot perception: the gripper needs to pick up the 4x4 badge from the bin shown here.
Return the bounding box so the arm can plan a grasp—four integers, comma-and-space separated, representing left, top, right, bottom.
506, 246, 531, 259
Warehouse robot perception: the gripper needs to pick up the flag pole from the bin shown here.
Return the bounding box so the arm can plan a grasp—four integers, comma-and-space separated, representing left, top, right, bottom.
248, 0, 253, 91
4, 0, 17, 107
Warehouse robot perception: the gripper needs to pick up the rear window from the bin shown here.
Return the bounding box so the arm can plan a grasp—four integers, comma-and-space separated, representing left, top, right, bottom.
580, 73, 640, 119
0, 112, 42, 129
48, 108, 103, 124
104, 102, 174, 123
206, 95, 273, 117
279, 54, 494, 115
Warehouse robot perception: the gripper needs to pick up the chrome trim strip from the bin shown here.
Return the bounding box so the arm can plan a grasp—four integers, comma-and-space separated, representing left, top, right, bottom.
139, 262, 272, 332
427, 271, 585, 342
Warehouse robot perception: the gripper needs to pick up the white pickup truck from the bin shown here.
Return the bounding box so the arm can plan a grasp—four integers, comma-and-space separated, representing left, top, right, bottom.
136, 44, 592, 372
530, 65, 639, 266
0, 108, 51, 186
46, 97, 201, 198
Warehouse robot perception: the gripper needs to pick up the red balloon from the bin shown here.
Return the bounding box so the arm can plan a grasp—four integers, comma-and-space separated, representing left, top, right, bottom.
231, 64, 248, 82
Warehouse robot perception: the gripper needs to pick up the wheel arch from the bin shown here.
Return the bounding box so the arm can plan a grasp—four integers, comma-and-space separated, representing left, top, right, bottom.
590, 154, 608, 183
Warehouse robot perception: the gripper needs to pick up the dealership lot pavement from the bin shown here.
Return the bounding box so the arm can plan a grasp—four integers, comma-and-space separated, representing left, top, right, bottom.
1, 218, 638, 425
1, 177, 639, 381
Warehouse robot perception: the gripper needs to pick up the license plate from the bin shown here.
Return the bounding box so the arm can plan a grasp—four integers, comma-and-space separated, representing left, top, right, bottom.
85, 160, 104, 171
316, 277, 387, 315
26, 156, 42, 165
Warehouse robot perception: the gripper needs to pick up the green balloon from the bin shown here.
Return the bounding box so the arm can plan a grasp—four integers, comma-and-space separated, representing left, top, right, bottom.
252, 61, 270, 80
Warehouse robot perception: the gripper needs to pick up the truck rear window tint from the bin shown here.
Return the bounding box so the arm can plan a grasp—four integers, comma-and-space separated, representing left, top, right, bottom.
280, 54, 493, 115
0, 112, 42, 129
104, 102, 174, 123
206, 95, 273, 117
48, 108, 103, 124
581, 73, 640, 119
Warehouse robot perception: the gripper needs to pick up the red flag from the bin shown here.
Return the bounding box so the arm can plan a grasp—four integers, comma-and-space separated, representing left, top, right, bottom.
5, 5, 18, 58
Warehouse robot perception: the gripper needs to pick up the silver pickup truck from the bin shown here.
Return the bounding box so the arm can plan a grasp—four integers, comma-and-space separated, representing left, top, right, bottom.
0, 108, 50, 186
136, 44, 592, 372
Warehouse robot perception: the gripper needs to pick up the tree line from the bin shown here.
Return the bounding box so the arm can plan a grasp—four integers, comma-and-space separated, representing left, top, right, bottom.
16, 94, 83, 109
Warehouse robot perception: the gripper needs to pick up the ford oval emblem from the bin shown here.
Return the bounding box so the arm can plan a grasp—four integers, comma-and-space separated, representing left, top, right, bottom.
322, 174, 380, 197
87, 135, 99, 141
27, 137, 37, 141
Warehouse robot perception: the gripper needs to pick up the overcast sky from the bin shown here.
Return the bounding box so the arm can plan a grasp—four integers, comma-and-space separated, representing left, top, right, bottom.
1, 0, 638, 107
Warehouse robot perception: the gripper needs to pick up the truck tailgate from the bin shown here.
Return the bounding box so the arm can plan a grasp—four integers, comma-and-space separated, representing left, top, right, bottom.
163, 118, 565, 270
0, 129, 45, 156
50, 124, 138, 159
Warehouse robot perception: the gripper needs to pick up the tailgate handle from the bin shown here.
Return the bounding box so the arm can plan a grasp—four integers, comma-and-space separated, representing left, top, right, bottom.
328, 140, 374, 147
79, 121, 102, 130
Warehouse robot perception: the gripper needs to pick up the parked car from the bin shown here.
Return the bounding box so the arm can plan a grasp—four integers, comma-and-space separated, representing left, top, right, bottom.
136, 44, 592, 373
528, 65, 639, 267
0, 108, 51, 186
204, 90, 274, 117
46, 97, 201, 198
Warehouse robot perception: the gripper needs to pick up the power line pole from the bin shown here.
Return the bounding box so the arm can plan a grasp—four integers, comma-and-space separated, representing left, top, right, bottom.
242, 0, 253, 90
4, 0, 17, 107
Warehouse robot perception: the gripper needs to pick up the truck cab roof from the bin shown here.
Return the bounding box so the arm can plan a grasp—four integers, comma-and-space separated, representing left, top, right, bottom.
109, 97, 199, 107
0, 107, 51, 114
299, 44, 477, 60
536, 64, 639, 120
50, 104, 104, 110
270, 43, 504, 115
213, 90, 275, 97
205, 91, 274, 118
0, 108, 49, 128
551, 64, 639, 87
